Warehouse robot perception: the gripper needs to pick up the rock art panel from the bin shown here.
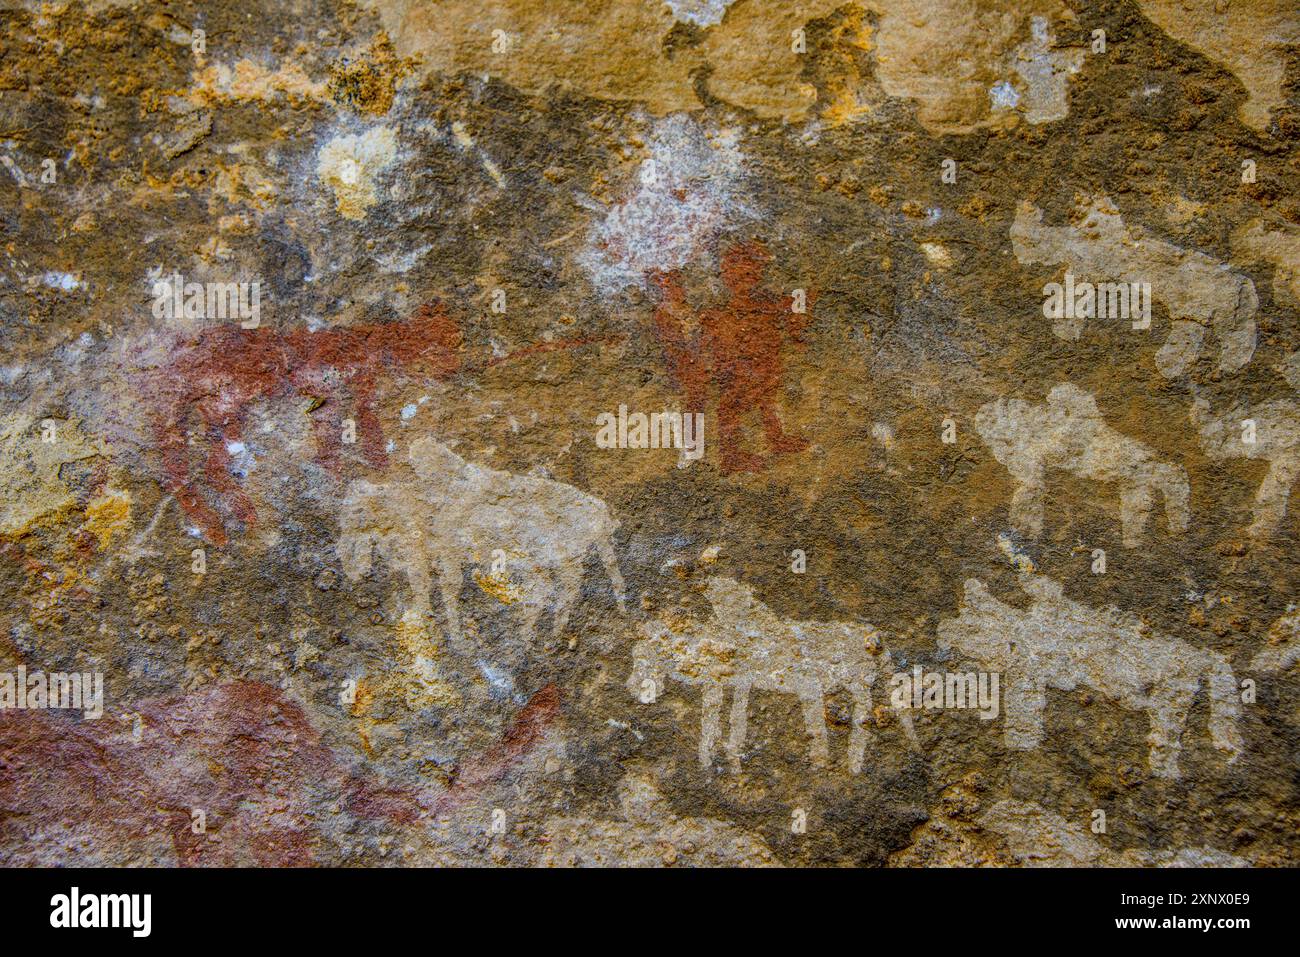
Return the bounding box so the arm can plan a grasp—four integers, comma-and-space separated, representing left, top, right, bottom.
937, 574, 1242, 778
1, 0, 1296, 872
976, 384, 1190, 547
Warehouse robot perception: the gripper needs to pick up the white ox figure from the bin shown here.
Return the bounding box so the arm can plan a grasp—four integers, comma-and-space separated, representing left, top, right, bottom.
1011, 195, 1257, 379
339, 437, 626, 643
628, 577, 918, 773
937, 573, 1242, 779
1191, 395, 1300, 540
976, 383, 1189, 547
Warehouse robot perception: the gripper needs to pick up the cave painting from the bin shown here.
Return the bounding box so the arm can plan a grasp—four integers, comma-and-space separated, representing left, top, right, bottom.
151, 302, 461, 544
648, 240, 812, 474
976, 384, 1189, 548
937, 573, 1242, 778
339, 436, 626, 644
629, 576, 917, 773
1012, 196, 1257, 379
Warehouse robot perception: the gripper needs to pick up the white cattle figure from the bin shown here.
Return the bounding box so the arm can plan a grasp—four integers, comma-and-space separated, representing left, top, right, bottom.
628, 577, 918, 773
1012, 195, 1257, 378
338, 437, 626, 644
937, 573, 1242, 778
976, 383, 1189, 547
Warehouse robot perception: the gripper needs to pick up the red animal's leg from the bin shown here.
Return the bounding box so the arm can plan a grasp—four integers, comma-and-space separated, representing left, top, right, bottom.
351, 372, 388, 469
157, 400, 228, 546
196, 399, 257, 530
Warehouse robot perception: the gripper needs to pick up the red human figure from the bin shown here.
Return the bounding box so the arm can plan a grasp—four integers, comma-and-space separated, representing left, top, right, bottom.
700, 241, 813, 474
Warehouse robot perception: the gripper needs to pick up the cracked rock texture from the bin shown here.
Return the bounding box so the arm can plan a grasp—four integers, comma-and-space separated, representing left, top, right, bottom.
0, 0, 1298, 867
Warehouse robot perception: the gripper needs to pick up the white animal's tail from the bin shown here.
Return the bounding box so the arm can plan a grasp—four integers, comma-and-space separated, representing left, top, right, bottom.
1205, 654, 1243, 762
596, 519, 627, 613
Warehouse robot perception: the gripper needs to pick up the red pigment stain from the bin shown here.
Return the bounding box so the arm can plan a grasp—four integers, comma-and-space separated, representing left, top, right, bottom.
0, 680, 560, 866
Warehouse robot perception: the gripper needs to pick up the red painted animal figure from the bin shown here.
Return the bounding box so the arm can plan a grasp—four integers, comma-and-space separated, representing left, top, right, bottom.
0, 679, 561, 866
152, 302, 461, 544
649, 242, 814, 474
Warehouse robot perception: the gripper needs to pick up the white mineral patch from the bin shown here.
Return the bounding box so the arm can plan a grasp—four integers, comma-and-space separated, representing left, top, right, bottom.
663, 0, 734, 28
1010, 16, 1082, 125
316, 126, 398, 220
582, 114, 754, 293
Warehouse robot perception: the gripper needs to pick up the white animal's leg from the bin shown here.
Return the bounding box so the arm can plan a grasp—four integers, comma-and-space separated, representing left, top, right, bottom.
726, 678, 751, 772
1146, 696, 1186, 779
848, 683, 873, 774
594, 532, 627, 614
700, 682, 724, 769
1118, 480, 1154, 548
1003, 677, 1045, 750
436, 555, 464, 643
1249, 460, 1297, 538
550, 563, 584, 639
800, 691, 830, 767
1007, 460, 1045, 536
1204, 657, 1243, 760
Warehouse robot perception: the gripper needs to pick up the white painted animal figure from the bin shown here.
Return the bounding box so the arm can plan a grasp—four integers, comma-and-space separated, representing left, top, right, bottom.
1191, 395, 1300, 539
338, 438, 626, 643
937, 573, 1242, 778
976, 383, 1189, 547
628, 577, 918, 773
1012, 195, 1257, 379
408, 436, 626, 642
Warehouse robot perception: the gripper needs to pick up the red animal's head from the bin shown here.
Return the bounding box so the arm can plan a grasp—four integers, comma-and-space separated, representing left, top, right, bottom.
384, 301, 462, 376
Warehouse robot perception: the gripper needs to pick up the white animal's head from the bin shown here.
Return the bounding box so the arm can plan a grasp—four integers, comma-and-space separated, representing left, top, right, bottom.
409, 436, 469, 482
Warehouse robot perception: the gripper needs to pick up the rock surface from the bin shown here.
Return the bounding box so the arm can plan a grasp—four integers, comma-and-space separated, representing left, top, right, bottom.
0, 0, 1297, 867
